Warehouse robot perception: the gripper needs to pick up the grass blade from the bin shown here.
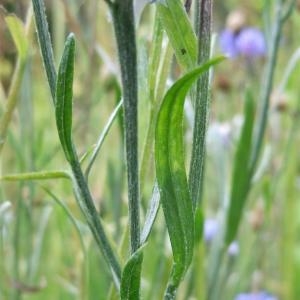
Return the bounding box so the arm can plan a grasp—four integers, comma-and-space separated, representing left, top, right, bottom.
0, 171, 70, 181
85, 99, 123, 180
42, 186, 87, 256
225, 92, 255, 245
155, 57, 224, 298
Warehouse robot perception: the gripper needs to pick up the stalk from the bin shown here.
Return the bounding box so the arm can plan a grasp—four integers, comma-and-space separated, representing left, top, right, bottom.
250, 0, 284, 175
70, 159, 122, 288
189, 0, 212, 208
110, 0, 140, 254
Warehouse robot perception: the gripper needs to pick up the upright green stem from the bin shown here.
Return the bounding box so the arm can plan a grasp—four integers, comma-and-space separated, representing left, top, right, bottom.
110, 1, 140, 254
189, 0, 212, 208
70, 159, 121, 288
250, 0, 284, 175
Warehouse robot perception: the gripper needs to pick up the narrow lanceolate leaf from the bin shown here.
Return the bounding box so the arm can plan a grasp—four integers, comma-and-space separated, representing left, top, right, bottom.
156, 0, 197, 70
32, 0, 57, 100
140, 182, 160, 245
5, 15, 29, 60
120, 247, 144, 300
1, 170, 70, 181
55, 33, 76, 163
155, 57, 224, 297
225, 92, 255, 245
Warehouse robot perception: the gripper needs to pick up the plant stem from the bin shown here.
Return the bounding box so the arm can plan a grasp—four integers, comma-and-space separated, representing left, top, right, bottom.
110, 0, 140, 254
189, 0, 212, 208
70, 159, 122, 288
250, 0, 284, 175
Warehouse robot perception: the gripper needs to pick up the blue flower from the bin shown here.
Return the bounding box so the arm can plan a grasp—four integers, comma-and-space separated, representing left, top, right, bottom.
235, 28, 266, 57
219, 29, 239, 58
235, 291, 278, 300
204, 218, 219, 242
219, 27, 266, 58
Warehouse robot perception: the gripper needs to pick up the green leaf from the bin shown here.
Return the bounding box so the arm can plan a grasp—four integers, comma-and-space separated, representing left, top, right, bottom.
157, 0, 197, 70
55, 33, 76, 162
1, 170, 70, 181
140, 181, 160, 245
194, 206, 204, 244
5, 15, 28, 60
120, 247, 144, 300
32, 0, 57, 101
85, 99, 123, 179
42, 187, 87, 257
225, 91, 255, 245
155, 56, 224, 295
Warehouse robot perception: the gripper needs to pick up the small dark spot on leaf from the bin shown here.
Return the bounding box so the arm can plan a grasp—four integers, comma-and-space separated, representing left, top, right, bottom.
181, 48, 186, 55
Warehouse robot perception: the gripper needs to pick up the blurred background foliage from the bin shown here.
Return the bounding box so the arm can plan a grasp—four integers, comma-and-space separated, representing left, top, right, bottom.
1, 0, 300, 299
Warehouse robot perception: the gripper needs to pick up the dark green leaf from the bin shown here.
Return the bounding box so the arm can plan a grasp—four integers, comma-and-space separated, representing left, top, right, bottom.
55, 33, 76, 162
155, 57, 224, 293
120, 247, 144, 300
194, 206, 204, 244
225, 91, 255, 245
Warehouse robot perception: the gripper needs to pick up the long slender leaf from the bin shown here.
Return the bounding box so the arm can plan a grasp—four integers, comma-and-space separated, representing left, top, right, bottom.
156, 0, 197, 70
55, 33, 76, 162
55, 33, 121, 288
32, 0, 57, 100
225, 92, 255, 245
120, 247, 144, 300
42, 187, 87, 256
85, 99, 123, 179
155, 57, 224, 298
0, 170, 70, 181
140, 182, 160, 245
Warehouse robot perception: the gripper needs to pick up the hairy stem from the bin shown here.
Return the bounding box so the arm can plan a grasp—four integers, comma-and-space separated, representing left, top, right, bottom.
32, 0, 57, 101
110, 0, 140, 254
189, 0, 212, 208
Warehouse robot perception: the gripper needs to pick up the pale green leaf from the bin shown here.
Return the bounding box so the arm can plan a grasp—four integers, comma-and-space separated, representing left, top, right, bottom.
5, 15, 28, 60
